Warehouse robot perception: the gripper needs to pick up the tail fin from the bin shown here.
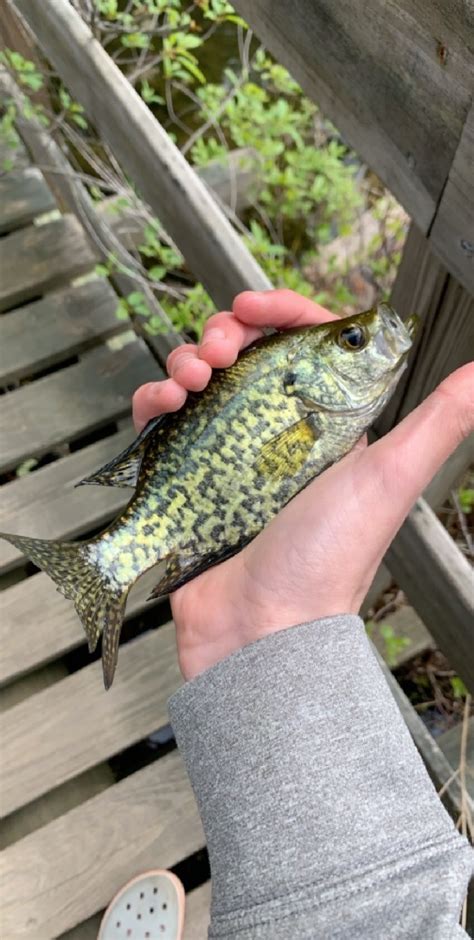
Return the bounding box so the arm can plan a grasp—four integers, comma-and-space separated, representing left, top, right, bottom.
0, 531, 128, 690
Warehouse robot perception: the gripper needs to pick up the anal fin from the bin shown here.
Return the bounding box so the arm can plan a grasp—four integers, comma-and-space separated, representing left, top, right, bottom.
148, 537, 253, 599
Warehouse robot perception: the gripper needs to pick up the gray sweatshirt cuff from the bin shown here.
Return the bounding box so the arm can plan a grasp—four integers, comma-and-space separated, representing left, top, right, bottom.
168, 615, 472, 937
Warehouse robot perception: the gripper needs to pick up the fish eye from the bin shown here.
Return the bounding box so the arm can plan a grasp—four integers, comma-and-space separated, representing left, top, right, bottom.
338, 325, 367, 351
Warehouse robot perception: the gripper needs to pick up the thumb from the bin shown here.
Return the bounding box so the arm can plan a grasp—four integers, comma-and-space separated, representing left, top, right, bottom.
360, 362, 474, 549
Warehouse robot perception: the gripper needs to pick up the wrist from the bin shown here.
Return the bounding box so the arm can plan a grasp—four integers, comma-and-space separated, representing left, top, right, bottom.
173, 562, 358, 681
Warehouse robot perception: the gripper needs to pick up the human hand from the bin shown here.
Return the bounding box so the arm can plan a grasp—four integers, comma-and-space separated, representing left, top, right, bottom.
133, 290, 474, 681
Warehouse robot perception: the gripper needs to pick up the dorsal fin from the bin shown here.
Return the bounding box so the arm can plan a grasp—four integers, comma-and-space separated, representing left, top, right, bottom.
76, 415, 166, 489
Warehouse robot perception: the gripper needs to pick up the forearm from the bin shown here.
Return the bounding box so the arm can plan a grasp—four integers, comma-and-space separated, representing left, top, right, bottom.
168, 615, 473, 939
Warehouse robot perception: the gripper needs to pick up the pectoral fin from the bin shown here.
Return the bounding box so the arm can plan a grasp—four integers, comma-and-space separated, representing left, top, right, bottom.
255, 417, 318, 480
76, 415, 167, 489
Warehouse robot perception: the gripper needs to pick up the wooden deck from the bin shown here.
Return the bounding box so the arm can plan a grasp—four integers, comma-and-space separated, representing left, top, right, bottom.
1, 0, 473, 932
0, 146, 210, 939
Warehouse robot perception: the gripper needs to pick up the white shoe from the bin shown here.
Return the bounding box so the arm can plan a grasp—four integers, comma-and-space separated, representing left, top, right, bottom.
98, 870, 185, 940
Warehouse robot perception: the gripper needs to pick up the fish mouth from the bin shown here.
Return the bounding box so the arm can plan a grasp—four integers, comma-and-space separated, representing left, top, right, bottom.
376, 304, 415, 358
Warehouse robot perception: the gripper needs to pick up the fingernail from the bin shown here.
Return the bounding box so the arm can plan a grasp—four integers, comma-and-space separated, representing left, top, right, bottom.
201, 328, 225, 345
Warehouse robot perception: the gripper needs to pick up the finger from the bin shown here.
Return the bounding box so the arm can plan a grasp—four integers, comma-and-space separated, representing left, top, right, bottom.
199, 311, 263, 368
132, 378, 187, 432
167, 344, 212, 391
357, 362, 474, 548
233, 289, 339, 328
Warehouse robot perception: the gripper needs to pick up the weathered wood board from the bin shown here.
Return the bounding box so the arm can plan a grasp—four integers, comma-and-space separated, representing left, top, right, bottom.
231, 0, 474, 292
0, 278, 124, 385
0, 752, 204, 938
0, 624, 180, 817
0, 567, 162, 687
0, 166, 55, 233
438, 716, 474, 800
0, 426, 133, 574
430, 102, 474, 294
0, 338, 158, 473
385, 498, 474, 692
0, 661, 115, 849
0, 215, 98, 311
378, 224, 474, 433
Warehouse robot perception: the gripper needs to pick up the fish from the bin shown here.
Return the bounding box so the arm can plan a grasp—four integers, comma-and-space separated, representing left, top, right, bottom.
0, 303, 417, 689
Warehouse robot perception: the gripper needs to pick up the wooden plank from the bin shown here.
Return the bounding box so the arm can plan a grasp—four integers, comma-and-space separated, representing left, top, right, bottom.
0, 337, 157, 473
0, 215, 97, 311
0, 425, 134, 574
184, 883, 211, 940
0, 167, 55, 233
0, 752, 205, 938
232, 0, 473, 240
0, 567, 162, 687
13, 0, 272, 310
0, 660, 115, 849
0, 278, 124, 385
0, 623, 181, 816
430, 102, 474, 294
377, 224, 474, 432
384, 498, 474, 693
438, 717, 474, 800
60, 913, 103, 940
424, 435, 474, 510
1, 759, 115, 848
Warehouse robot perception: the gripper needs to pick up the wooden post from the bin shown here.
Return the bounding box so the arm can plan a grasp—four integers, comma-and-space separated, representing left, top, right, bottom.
377, 224, 474, 434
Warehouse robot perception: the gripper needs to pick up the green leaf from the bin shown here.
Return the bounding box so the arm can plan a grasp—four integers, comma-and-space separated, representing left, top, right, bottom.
177, 55, 206, 84
149, 265, 167, 281
95, 264, 110, 277
140, 80, 165, 105
115, 299, 130, 321
178, 34, 203, 49
71, 113, 88, 129
121, 32, 149, 49
16, 457, 39, 478
450, 676, 468, 699
458, 487, 474, 514
19, 73, 44, 91
127, 291, 146, 307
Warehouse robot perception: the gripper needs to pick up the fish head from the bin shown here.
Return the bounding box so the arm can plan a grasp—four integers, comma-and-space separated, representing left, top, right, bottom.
289, 303, 418, 419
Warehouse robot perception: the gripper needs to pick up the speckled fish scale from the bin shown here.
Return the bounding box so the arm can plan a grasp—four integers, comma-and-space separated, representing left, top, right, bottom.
0, 304, 415, 688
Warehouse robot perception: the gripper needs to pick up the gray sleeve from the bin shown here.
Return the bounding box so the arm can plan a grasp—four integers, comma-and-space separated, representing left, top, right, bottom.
168, 615, 473, 939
